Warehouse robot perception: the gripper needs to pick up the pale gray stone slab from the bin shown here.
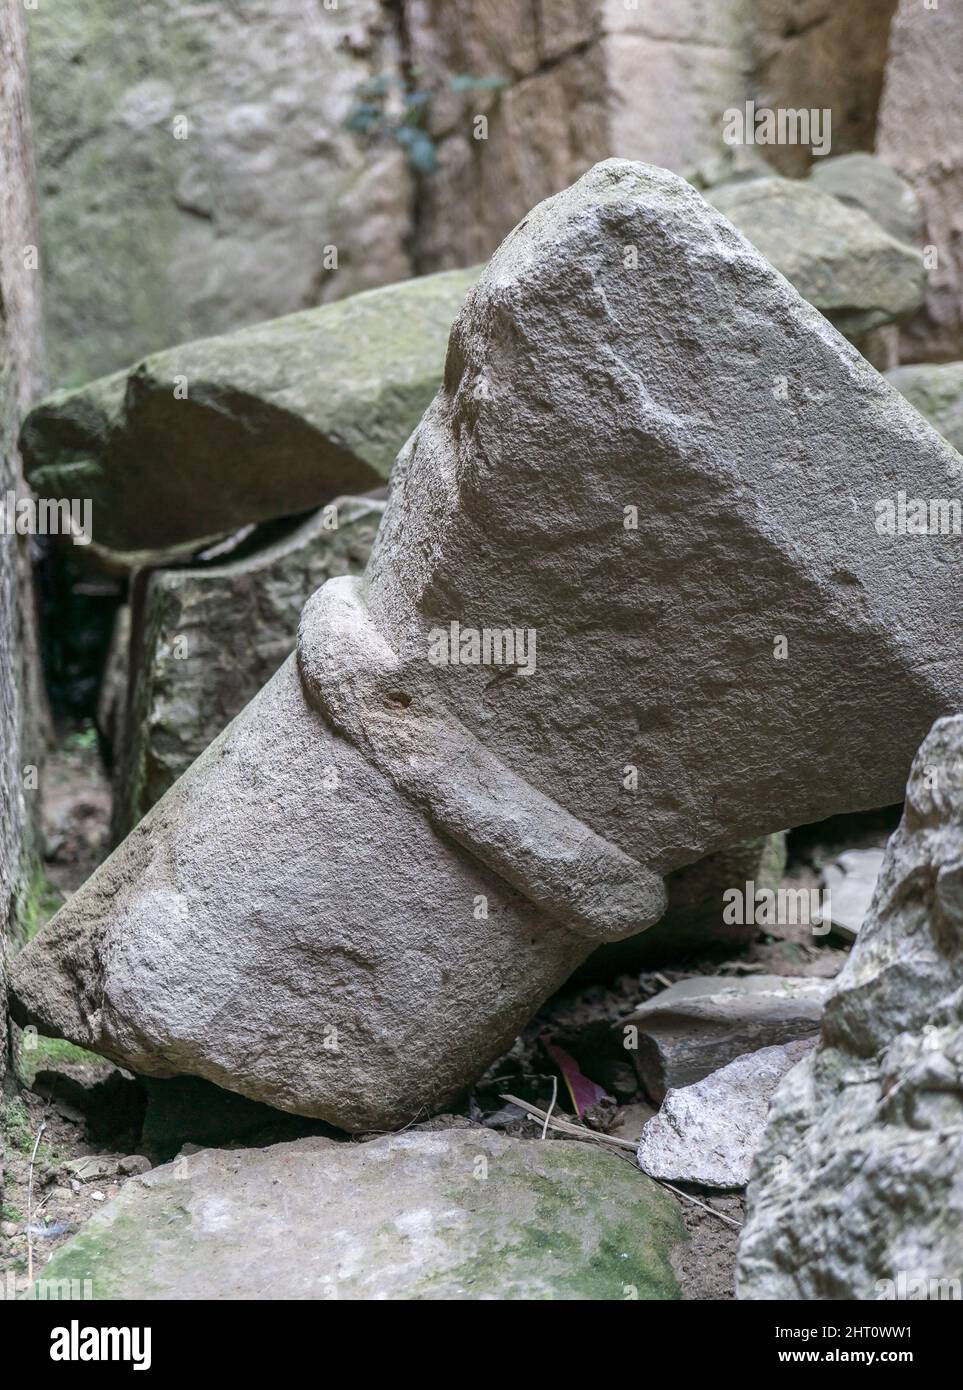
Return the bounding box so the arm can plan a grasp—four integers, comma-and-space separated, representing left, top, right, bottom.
821, 847, 885, 942
34, 1130, 685, 1301
622, 976, 829, 1102
637, 1039, 815, 1190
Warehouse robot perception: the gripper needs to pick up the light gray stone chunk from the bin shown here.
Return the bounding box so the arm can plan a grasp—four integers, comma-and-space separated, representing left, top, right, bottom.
32, 1129, 686, 1301
807, 153, 922, 246
820, 847, 885, 942
11, 160, 963, 1130
636, 1039, 815, 1189
623, 976, 830, 1102
737, 716, 963, 1300
708, 176, 925, 338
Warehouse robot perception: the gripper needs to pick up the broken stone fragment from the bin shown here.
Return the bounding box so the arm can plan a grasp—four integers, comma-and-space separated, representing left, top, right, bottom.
737, 716, 963, 1300
885, 362, 963, 458
708, 177, 925, 339
10, 159, 963, 1131
31, 1129, 685, 1300
63, 1155, 123, 1183
819, 847, 885, 943
622, 976, 830, 1102
636, 1038, 815, 1190
19, 267, 477, 552
113, 495, 385, 838
807, 152, 922, 247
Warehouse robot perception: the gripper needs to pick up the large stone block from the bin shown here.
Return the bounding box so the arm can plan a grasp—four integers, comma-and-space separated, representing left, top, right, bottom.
738, 717, 963, 1299
27, 0, 414, 386
11, 161, 963, 1131
807, 152, 922, 247
0, 0, 47, 1081
408, 0, 902, 274
20, 268, 476, 552
708, 177, 924, 340
114, 497, 385, 837
32, 1129, 685, 1300
886, 362, 963, 457
750, 0, 899, 177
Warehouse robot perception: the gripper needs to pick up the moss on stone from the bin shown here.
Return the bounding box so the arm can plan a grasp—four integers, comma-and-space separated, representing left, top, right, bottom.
34, 1131, 686, 1300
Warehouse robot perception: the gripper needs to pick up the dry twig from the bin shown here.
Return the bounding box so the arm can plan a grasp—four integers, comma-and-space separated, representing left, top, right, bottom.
501, 1093, 743, 1230
26, 1120, 46, 1287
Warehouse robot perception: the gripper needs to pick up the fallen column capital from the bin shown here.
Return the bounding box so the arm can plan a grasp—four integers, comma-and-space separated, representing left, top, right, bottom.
298, 574, 667, 945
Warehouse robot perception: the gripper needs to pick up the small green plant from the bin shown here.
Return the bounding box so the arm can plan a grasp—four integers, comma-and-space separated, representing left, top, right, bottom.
63, 722, 98, 754
1, 1203, 23, 1223
1, 1099, 60, 1169
20, 862, 65, 943
345, 71, 507, 175
0, 1098, 33, 1155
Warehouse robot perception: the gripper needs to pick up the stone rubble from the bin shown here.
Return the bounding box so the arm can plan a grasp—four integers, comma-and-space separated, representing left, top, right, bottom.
622, 976, 830, 1102
636, 1038, 815, 1190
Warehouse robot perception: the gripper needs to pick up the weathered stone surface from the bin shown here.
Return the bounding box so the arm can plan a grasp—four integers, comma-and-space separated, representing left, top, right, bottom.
820, 847, 885, 943
34, 1129, 685, 1300
410, 0, 900, 274
886, 362, 963, 456
738, 717, 963, 1300
623, 976, 830, 1102
25, 0, 906, 357
601, 0, 756, 189
1, 0, 47, 1078
749, 0, 899, 177
407, 0, 610, 274
708, 177, 925, 338
877, 0, 963, 362
20, 268, 476, 552
403, 0, 763, 267
114, 496, 385, 837
12, 161, 963, 1130
27, 0, 413, 387
807, 152, 922, 246
580, 834, 787, 980
95, 603, 130, 768
636, 1039, 815, 1189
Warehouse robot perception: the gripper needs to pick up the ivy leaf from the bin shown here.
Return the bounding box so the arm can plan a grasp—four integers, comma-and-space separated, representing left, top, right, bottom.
396, 125, 438, 174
